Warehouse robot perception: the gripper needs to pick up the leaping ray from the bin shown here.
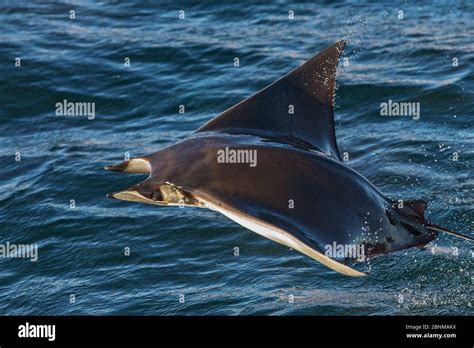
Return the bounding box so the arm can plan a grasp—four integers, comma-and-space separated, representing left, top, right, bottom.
105, 40, 472, 276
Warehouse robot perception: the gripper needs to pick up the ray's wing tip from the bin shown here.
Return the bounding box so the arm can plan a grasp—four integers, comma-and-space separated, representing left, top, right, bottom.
333, 39, 346, 56
342, 266, 367, 277
353, 270, 368, 277
337, 38, 347, 45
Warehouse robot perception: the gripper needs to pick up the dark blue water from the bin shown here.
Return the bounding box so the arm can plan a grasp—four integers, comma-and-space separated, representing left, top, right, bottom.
0, 1, 472, 315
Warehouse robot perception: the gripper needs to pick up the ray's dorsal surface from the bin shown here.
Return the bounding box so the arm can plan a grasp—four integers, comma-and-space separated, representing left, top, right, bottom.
105, 40, 471, 276
196, 40, 345, 160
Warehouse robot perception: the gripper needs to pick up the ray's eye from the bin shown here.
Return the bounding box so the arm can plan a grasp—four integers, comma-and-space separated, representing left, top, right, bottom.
152, 190, 163, 201
138, 189, 154, 200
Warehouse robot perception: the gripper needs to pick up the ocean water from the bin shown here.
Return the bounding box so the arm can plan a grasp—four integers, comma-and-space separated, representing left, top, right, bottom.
0, 1, 472, 315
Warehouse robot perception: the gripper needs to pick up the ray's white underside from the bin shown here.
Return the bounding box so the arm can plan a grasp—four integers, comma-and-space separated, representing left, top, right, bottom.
202, 199, 366, 277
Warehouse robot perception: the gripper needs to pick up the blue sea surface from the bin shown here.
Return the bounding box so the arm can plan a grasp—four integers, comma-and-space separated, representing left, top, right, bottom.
0, 1, 472, 315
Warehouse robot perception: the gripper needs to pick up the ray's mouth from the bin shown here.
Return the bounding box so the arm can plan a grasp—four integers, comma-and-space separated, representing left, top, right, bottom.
106, 178, 206, 208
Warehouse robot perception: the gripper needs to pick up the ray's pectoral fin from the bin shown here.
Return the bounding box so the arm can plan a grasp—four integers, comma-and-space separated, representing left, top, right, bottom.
196, 40, 346, 160
198, 197, 367, 277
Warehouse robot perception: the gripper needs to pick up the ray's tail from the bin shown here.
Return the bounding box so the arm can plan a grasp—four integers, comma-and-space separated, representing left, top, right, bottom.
394, 199, 473, 243
424, 222, 474, 241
